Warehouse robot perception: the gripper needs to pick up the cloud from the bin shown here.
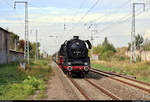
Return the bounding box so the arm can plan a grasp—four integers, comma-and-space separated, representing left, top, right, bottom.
1, 0, 150, 55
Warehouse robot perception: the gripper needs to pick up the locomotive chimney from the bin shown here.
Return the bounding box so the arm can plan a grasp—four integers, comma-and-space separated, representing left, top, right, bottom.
73, 36, 79, 39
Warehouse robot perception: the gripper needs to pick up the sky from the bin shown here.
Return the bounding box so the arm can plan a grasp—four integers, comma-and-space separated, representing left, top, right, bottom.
0, 0, 150, 55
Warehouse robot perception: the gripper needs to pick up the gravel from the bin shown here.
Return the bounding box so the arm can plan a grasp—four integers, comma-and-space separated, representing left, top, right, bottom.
43, 61, 150, 100
44, 62, 79, 100
73, 78, 112, 100
86, 71, 150, 100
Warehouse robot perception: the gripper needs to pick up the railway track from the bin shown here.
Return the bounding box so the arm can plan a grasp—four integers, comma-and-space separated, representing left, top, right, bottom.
67, 76, 121, 100
54, 61, 150, 100
90, 68, 150, 94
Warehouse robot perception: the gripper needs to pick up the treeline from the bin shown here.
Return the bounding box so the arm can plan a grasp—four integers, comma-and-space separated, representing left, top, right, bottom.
92, 34, 150, 61
92, 37, 128, 61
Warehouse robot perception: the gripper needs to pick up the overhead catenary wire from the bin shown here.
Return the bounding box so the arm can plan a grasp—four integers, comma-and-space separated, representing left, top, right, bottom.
86, 0, 150, 33
78, 0, 101, 23
95, 0, 131, 22
68, 0, 102, 33
97, 7, 149, 34
72, 0, 87, 20
85, 0, 131, 29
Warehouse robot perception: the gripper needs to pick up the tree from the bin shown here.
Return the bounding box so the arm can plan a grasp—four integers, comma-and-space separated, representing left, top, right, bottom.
18, 40, 24, 51
93, 37, 116, 61
102, 37, 109, 47
127, 42, 131, 51
93, 44, 102, 54
102, 37, 116, 53
29, 42, 40, 58
127, 34, 144, 51
135, 34, 143, 50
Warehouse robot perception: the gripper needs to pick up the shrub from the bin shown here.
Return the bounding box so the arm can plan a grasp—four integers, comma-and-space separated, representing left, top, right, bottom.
94, 37, 116, 61
99, 50, 114, 61
112, 55, 129, 61
23, 76, 44, 89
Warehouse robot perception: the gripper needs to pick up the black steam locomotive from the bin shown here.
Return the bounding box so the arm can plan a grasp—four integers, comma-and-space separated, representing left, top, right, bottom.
52, 36, 92, 77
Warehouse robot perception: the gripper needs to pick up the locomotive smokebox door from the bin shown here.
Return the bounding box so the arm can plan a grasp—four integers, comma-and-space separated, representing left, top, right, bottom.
73, 36, 79, 39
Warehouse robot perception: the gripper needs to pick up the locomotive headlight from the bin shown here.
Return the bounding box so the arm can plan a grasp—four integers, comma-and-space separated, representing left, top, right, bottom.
68, 62, 71, 65
84, 62, 88, 65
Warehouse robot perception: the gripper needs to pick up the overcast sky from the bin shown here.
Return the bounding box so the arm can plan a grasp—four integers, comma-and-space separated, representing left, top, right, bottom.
0, 0, 150, 55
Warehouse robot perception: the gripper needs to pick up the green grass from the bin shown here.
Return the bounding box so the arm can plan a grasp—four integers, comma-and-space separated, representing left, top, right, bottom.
92, 64, 118, 72
0, 62, 27, 85
26, 59, 54, 82
92, 63, 134, 75
0, 59, 53, 100
92, 61, 150, 83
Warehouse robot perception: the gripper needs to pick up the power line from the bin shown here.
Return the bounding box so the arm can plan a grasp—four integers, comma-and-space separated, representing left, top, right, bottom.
69, 0, 88, 30
85, 0, 131, 29
95, 0, 131, 21
78, 0, 101, 23
69, 0, 102, 33
72, 0, 87, 19
96, 6, 148, 34
87, 0, 150, 33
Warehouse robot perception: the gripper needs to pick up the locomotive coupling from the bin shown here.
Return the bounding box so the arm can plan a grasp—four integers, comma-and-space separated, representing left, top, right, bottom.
68, 66, 72, 71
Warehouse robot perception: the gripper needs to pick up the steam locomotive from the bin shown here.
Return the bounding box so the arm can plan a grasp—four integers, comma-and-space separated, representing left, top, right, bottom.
52, 36, 92, 77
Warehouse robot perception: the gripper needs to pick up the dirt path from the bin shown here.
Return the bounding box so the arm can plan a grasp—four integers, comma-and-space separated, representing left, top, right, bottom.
44, 62, 80, 100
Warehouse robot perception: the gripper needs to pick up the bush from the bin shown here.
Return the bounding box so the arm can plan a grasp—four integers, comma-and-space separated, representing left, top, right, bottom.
93, 37, 116, 61
112, 55, 129, 61
99, 50, 114, 61
136, 55, 141, 62
0, 59, 51, 100
0, 76, 46, 100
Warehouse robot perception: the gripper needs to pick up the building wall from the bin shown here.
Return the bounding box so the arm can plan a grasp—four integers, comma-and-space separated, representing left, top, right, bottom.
0, 29, 9, 64
0, 28, 24, 64
9, 50, 24, 62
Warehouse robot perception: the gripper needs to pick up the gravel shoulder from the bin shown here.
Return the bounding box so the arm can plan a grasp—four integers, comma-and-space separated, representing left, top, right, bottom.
44, 61, 81, 100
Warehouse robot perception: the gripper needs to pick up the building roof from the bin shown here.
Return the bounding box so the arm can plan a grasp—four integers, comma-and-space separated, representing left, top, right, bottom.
0, 27, 10, 34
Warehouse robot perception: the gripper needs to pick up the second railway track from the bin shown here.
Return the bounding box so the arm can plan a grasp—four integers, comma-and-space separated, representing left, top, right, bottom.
90, 68, 150, 94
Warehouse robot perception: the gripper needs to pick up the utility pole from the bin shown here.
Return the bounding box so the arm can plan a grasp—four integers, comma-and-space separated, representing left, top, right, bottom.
14, 39, 16, 51
91, 30, 94, 59
14, 1, 29, 64
64, 18, 66, 32
130, 3, 145, 64
88, 22, 97, 59
35, 29, 38, 61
